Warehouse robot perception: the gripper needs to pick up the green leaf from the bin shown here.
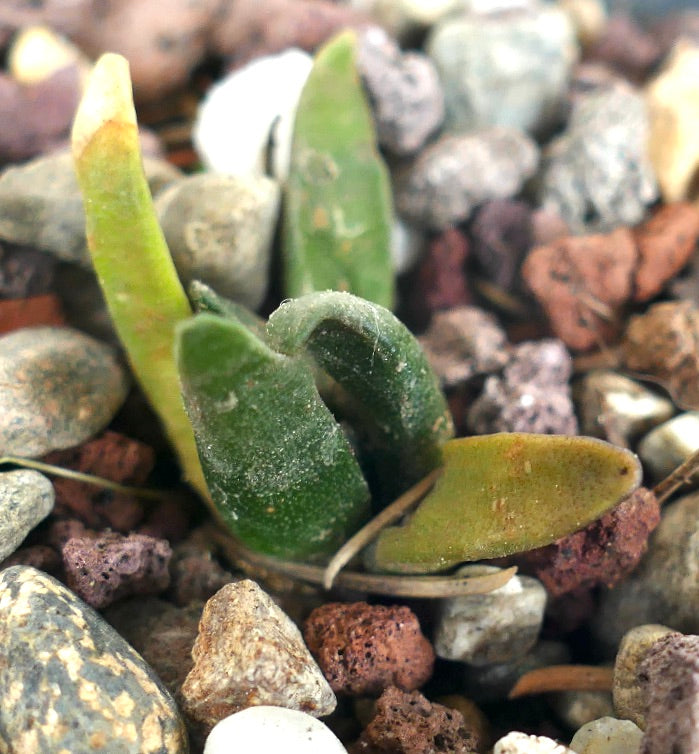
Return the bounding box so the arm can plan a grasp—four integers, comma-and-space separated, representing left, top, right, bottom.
368, 433, 642, 573
284, 30, 394, 308
188, 280, 266, 337
175, 312, 371, 560
71, 53, 208, 500
267, 291, 454, 501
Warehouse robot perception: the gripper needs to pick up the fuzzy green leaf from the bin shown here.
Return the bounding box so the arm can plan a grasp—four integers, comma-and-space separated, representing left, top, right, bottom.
176, 312, 371, 560
284, 30, 394, 308
369, 433, 642, 573
71, 53, 208, 499
267, 291, 454, 501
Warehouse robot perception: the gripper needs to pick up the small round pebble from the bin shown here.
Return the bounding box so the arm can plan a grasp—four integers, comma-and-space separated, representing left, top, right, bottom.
0, 326, 129, 457
637, 412, 699, 480
0, 565, 188, 753
569, 716, 643, 754
203, 706, 346, 754
0, 469, 54, 561
155, 172, 280, 310
434, 565, 547, 665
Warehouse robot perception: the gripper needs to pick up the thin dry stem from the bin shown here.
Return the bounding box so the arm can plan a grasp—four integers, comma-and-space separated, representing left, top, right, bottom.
508, 665, 613, 698
205, 522, 517, 598
323, 468, 442, 589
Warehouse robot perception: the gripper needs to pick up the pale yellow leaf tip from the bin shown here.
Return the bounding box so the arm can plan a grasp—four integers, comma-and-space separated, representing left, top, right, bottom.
71, 52, 136, 158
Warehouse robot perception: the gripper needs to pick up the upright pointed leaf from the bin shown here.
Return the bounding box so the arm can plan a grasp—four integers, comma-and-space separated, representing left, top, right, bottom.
71, 53, 207, 499
284, 30, 394, 308
369, 433, 642, 573
176, 313, 370, 560
267, 291, 454, 500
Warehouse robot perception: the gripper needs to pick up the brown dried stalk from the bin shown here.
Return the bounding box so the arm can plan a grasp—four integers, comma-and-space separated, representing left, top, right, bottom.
508, 665, 613, 699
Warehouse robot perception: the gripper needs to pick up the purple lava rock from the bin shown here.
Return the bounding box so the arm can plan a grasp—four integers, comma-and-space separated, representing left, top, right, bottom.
640, 632, 699, 754
62, 531, 172, 609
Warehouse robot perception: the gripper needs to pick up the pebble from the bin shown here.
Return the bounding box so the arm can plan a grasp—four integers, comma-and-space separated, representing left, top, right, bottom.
348, 0, 461, 41
0, 151, 180, 266
494, 731, 574, 753
395, 127, 538, 230
409, 228, 470, 321
559, 0, 607, 48
646, 42, 699, 203
518, 486, 660, 598
637, 412, 699, 480
349, 686, 477, 754
62, 531, 172, 610
522, 228, 637, 351
166, 536, 235, 607
613, 623, 675, 729
569, 716, 643, 754
7, 25, 91, 87
0, 543, 61, 574
204, 706, 346, 754
594, 491, 699, 653
0, 469, 54, 561
193, 48, 312, 181
0, 293, 65, 334
0, 242, 56, 299
155, 172, 280, 310
551, 691, 615, 732
391, 217, 425, 275
0, 326, 129, 457
639, 632, 699, 754
470, 199, 533, 291
585, 14, 661, 83
535, 81, 658, 234
0, 565, 188, 753
418, 305, 509, 387
303, 601, 434, 696
467, 339, 578, 435
574, 371, 675, 446
180, 580, 336, 732
357, 26, 444, 156
43, 430, 154, 531
104, 596, 202, 698
434, 565, 547, 665
426, 4, 577, 136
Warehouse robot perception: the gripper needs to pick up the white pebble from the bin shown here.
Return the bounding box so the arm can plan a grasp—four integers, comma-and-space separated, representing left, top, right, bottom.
203, 706, 347, 754
495, 731, 574, 753
193, 49, 312, 181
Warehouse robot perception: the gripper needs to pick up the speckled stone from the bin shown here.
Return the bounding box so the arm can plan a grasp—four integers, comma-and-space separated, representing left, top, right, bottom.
434, 565, 547, 665
0, 565, 188, 753
155, 173, 280, 311
180, 580, 336, 733
0, 469, 54, 561
0, 326, 128, 456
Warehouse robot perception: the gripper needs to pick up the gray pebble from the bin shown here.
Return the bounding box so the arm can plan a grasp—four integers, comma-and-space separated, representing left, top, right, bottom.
0, 470, 54, 561
418, 305, 509, 387
535, 80, 658, 233
613, 624, 675, 729
593, 491, 699, 653
180, 580, 336, 733
427, 4, 577, 136
155, 173, 280, 311
434, 565, 547, 665
0, 151, 181, 266
395, 127, 538, 230
636, 412, 699, 481
0, 326, 129, 457
467, 339, 578, 435
569, 717, 643, 754
551, 691, 615, 732
0, 565, 188, 753
575, 371, 675, 446
358, 26, 444, 155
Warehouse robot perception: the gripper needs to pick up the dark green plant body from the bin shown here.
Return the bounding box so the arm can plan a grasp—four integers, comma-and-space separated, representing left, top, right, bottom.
369, 433, 643, 573
284, 30, 394, 308
267, 291, 454, 500
176, 313, 370, 560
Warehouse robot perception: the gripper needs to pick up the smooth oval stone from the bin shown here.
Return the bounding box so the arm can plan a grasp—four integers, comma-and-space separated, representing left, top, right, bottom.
0, 326, 129, 456
0, 566, 188, 753
203, 706, 346, 754
0, 470, 54, 561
